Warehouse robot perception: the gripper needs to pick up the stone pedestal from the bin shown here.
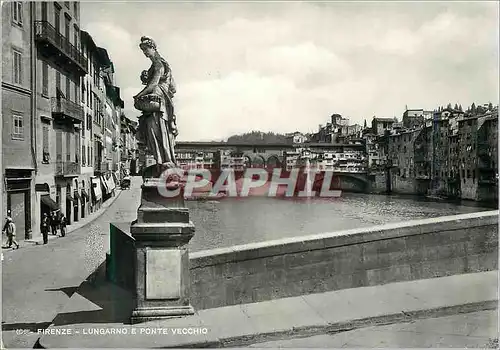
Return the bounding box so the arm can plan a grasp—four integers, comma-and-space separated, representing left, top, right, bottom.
130, 177, 195, 324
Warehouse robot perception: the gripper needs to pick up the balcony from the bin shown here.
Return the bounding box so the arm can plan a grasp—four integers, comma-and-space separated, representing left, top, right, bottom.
35, 21, 88, 76
55, 161, 81, 177
51, 97, 84, 123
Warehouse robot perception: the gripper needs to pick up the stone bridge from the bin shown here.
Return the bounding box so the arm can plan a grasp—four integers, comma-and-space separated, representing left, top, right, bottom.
175, 141, 370, 191
175, 141, 366, 167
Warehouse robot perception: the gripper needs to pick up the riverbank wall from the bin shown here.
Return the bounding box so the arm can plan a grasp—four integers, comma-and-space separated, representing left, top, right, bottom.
371, 169, 497, 203
108, 210, 498, 311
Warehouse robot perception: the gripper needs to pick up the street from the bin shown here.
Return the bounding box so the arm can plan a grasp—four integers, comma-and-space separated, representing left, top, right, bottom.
1, 177, 142, 349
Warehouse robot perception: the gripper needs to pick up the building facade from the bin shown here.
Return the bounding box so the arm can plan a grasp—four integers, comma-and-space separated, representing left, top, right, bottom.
33, 1, 89, 232
2, 2, 127, 241
386, 129, 425, 194
120, 114, 138, 175
372, 117, 397, 136
2, 1, 35, 239
81, 31, 124, 212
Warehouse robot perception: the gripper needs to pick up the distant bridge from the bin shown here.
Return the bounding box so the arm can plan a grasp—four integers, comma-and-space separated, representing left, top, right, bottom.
175, 141, 366, 168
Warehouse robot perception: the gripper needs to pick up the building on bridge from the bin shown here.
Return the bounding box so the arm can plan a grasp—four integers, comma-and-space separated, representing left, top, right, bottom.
174, 141, 369, 173
176, 150, 216, 170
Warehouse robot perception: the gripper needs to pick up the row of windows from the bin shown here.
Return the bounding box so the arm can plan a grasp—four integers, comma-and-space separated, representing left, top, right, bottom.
13, 2, 80, 47
40, 61, 80, 103
11, 113, 121, 169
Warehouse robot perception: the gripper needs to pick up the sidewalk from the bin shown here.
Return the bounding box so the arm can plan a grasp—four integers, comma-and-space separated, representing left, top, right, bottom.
38, 270, 498, 348
2, 189, 122, 252
249, 309, 498, 348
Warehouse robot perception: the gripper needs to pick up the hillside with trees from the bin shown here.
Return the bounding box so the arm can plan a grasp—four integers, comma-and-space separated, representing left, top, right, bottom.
436, 102, 496, 116
226, 131, 289, 144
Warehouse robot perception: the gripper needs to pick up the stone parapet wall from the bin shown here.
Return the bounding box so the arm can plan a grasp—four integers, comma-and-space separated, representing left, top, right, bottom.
189, 211, 498, 310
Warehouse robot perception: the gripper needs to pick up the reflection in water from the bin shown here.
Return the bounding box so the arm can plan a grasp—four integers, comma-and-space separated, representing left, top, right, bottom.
186, 194, 495, 252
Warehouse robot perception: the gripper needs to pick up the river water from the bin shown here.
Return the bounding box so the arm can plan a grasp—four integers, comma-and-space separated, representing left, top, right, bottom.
186, 194, 496, 252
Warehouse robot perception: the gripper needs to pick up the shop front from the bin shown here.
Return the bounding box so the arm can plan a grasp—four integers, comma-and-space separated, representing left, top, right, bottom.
5, 169, 33, 240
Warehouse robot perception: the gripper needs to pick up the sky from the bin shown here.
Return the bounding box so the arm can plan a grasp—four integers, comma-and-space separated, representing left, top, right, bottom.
81, 1, 499, 141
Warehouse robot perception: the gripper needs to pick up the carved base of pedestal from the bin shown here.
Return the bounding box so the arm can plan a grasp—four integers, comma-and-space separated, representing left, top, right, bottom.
129, 175, 196, 325
131, 305, 195, 324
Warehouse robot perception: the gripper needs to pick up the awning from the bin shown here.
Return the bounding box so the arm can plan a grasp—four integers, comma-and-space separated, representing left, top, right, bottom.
106, 175, 116, 192
41, 195, 60, 212
112, 172, 119, 186
100, 176, 110, 194
66, 193, 74, 202
35, 183, 50, 193
91, 178, 102, 201
81, 189, 90, 201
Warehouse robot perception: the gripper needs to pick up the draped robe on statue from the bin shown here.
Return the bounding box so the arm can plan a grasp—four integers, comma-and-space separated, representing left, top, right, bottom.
136, 55, 178, 166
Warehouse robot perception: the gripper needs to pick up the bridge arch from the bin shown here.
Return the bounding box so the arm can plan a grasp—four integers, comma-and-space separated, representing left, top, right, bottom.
244, 156, 252, 168
335, 173, 369, 192
266, 155, 282, 169
252, 155, 266, 168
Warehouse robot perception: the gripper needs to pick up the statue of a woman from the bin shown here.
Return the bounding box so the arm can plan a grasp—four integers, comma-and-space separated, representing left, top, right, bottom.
134, 36, 178, 171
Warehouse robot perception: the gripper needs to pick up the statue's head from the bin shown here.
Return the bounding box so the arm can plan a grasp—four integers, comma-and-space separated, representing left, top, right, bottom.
139, 36, 157, 58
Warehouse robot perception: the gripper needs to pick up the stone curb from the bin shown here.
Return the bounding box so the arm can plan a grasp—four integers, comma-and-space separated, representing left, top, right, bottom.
166, 300, 498, 348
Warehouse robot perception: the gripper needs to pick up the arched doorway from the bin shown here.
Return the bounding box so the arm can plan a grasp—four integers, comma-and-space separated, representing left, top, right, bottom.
81, 180, 86, 219
65, 184, 72, 225
73, 180, 79, 222
73, 191, 79, 223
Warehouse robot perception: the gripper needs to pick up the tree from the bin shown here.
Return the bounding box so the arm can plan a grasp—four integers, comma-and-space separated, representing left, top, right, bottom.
458, 104, 463, 112
454, 103, 459, 110
364, 119, 367, 128
488, 102, 493, 111
447, 103, 452, 109
471, 102, 477, 114
226, 131, 288, 144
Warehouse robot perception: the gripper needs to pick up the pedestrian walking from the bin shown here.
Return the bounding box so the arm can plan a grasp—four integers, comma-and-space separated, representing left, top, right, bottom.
60, 214, 67, 237
2, 210, 12, 232
2, 217, 19, 250
40, 213, 50, 244
50, 212, 58, 235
